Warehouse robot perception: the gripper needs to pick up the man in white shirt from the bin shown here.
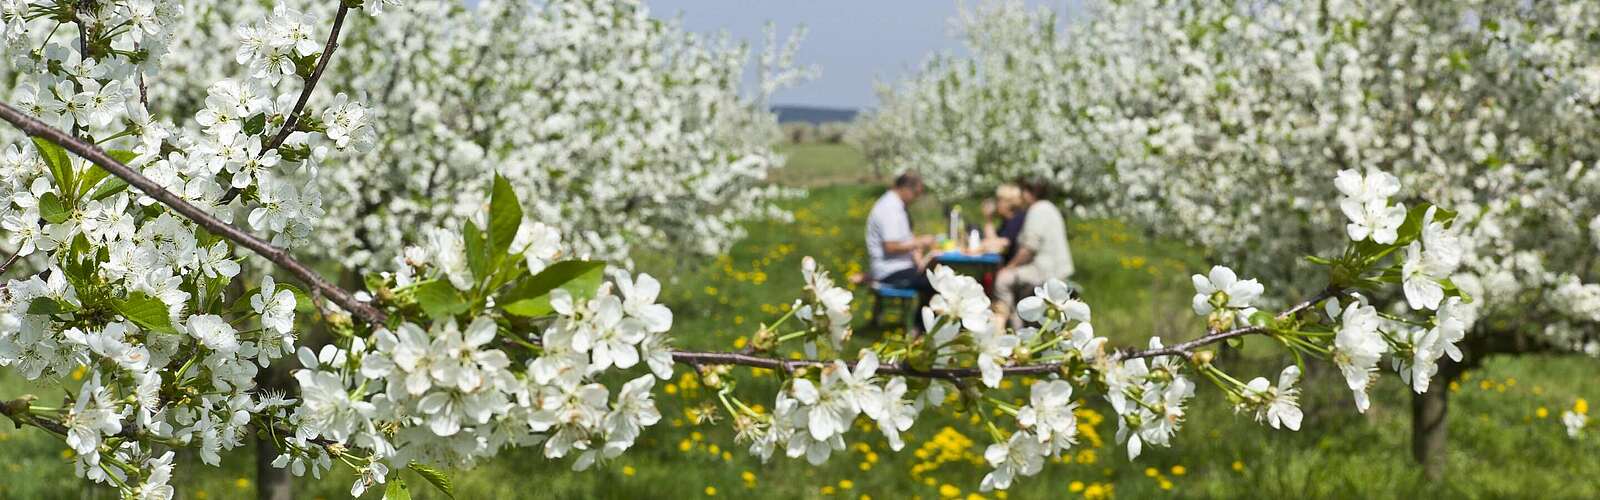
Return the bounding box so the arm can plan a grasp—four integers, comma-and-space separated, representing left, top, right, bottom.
866, 172, 936, 323
995, 178, 1075, 327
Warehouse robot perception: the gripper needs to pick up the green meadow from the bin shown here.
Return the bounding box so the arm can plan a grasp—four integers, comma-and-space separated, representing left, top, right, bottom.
2, 144, 1595, 499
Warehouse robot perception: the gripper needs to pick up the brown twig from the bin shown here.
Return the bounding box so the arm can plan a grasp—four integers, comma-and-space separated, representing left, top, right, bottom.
0, 102, 387, 325
0, 247, 21, 277
674, 288, 1341, 380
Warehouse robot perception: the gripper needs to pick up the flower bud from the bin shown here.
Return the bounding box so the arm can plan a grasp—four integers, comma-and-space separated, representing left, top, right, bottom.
752, 324, 777, 352
1190, 350, 1215, 366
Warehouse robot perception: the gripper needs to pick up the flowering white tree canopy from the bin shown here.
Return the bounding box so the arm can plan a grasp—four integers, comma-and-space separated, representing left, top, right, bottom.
0, 0, 1508, 498
857, 0, 1600, 358
109, 0, 810, 268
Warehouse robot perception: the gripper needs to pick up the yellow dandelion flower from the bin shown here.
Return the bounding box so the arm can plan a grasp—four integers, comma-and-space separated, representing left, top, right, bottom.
1144, 467, 1158, 478
235, 478, 251, 489
1069, 481, 1084, 492
678, 440, 692, 452
839, 480, 854, 490
742, 471, 756, 485
1159, 479, 1174, 491
1537, 407, 1549, 419
1170, 465, 1186, 476
623, 466, 637, 477
1577, 398, 1590, 415
733, 336, 749, 349
821, 485, 836, 495
1232, 460, 1245, 472
939, 484, 961, 498
705, 486, 718, 496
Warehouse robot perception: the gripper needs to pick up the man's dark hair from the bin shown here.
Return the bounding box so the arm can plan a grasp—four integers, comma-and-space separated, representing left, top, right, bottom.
1017, 177, 1052, 200
894, 171, 924, 190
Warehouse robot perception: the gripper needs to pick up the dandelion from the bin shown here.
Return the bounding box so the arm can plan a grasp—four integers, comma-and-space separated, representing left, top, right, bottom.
705, 486, 718, 496
623, 465, 637, 477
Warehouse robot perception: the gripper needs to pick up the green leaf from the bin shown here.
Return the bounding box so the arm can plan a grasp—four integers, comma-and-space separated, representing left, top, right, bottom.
1439, 278, 1473, 303
38, 192, 70, 224
407, 462, 455, 499
76, 150, 137, 199
1303, 255, 1334, 266
27, 297, 75, 315
464, 220, 487, 284
487, 174, 523, 262
114, 292, 175, 333
501, 260, 605, 317
33, 137, 72, 195
243, 113, 267, 137
415, 280, 469, 320
89, 178, 130, 201
383, 478, 411, 500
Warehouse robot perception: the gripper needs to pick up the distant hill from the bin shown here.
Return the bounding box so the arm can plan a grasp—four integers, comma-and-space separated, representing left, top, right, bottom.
772, 105, 858, 124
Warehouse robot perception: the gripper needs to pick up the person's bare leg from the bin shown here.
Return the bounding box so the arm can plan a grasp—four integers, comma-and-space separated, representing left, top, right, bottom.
994, 267, 1020, 329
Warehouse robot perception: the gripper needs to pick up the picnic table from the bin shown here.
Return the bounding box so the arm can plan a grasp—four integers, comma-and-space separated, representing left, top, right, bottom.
932, 251, 1003, 267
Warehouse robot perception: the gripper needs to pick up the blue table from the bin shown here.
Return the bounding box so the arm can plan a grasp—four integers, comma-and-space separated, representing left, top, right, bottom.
933, 251, 1003, 266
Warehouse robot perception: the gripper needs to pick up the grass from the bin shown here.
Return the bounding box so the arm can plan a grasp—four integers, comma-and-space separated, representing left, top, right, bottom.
3, 143, 1598, 499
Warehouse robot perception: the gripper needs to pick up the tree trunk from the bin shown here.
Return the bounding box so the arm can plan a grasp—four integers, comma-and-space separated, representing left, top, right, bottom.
256, 433, 293, 500
1410, 361, 1457, 481
256, 360, 294, 500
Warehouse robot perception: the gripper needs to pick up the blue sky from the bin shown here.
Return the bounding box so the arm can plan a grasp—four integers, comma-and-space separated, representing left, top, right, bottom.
646, 1, 1083, 110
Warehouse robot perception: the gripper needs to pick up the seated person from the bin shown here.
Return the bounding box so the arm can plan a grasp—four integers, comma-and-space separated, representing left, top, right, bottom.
866, 171, 937, 325
994, 178, 1075, 327
980, 184, 1028, 261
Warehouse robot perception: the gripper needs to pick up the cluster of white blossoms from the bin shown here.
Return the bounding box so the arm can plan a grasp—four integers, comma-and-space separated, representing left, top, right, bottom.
794, 256, 854, 355
276, 212, 679, 495
0, 0, 376, 495
858, 0, 1600, 357
141, 0, 808, 269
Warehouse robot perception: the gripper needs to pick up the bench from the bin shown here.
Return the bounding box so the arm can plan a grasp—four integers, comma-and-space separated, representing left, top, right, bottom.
868, 282, 919, 332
